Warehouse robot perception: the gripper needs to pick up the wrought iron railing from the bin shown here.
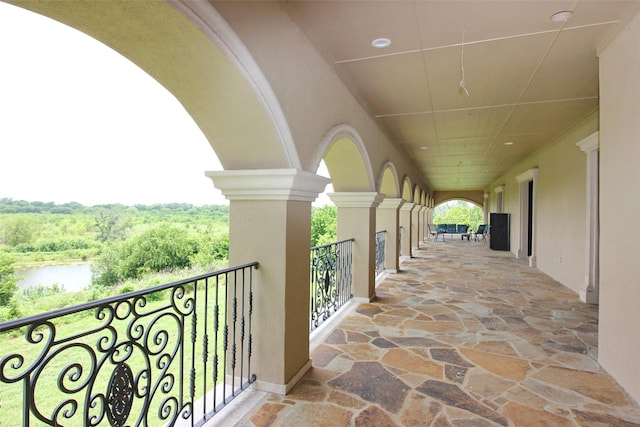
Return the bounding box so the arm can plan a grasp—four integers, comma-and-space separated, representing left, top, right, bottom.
0, 262, 258, 427
309, 239, 354, 332
375, 230, 386, 277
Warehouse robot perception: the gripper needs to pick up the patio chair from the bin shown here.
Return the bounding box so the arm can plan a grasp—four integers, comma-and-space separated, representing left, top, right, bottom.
427, 224, 438, 240
474, 224, 488, 241
457, 224, 470, 240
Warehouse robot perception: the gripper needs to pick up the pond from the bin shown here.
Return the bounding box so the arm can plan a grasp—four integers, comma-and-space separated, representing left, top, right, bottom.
16, 264, 92, 293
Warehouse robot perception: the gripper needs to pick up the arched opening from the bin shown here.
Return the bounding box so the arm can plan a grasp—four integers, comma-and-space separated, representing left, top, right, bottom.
5, 0, 296, 171
310, 159, 337, 247
433, 199, 484, 234
0, 4, 279, 420
378, 162, 400, 198
322, 135, 372, 192
375, 162, 402, 273
401, 177, 413, 202
0, 2, 224, 206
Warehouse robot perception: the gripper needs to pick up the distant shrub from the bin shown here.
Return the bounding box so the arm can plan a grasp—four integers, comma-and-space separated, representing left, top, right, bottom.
92, 224, 197, 287
3, 217, 38, 247
0, 253, 17, 306
14, 237, 95, 253
190, 231, 229, 268
119, 284, 135, 294
21, 284, 66, 299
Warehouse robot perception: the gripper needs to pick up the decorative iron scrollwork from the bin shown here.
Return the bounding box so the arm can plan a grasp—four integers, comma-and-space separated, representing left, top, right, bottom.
375, 230, 386, 277
0, 261, 258, 426
106, 362, 134, 427
310, 239, 353, 331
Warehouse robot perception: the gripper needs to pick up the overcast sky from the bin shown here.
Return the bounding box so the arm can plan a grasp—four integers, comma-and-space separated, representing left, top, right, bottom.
0, 2, 228, 206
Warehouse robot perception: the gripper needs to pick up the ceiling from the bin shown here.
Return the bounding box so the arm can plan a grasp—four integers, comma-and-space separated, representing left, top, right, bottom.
280, 0, 639, 191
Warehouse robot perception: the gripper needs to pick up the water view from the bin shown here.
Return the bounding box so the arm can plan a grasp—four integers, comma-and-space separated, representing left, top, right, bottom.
16, 264, 92, 293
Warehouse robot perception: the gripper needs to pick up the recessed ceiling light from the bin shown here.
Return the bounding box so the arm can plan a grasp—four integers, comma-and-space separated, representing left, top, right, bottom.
550, 10, 573, 22
420, 146, 428, 150
504, 141, 514, 146
371, 37, 391, 48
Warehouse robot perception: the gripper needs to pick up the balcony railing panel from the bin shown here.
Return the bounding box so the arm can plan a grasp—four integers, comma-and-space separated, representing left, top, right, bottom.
375, 230, 386, 277
0, 262, 258, 427
310, 239, 353, 332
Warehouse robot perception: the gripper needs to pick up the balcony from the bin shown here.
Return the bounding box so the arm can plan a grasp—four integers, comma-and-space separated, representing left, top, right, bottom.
4, 236, 640, 425
226, 240, 640, 426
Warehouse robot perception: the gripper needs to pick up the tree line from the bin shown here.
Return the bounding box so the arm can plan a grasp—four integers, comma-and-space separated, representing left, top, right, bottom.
0, 200, 231, 317
0, 199, 337, 321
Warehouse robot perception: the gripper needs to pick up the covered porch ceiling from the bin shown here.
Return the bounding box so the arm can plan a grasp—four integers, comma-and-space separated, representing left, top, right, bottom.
276, 0, 638, 191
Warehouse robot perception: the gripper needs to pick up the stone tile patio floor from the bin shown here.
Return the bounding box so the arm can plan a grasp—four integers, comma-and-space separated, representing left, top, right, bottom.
233, 239, 640, 426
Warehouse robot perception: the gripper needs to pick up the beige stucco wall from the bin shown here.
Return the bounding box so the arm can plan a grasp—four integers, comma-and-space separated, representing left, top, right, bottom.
535, 121, 595, 292
227, 198, 313, 388
486, 112, 597, 295
598, 10, 640, 404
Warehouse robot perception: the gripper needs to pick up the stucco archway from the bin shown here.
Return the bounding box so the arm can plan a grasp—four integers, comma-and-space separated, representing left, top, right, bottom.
377, 161, 401, 198
401, 177, 413, 202
6, 0, 299, 170
318, 125, 375, 192
433, 190, 486, 207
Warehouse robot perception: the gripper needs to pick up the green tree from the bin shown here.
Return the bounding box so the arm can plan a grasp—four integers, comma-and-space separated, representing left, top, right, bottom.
93, 208, 129, 242
2, 216, 38, 246
190, 231, 229, 268
311, 205, 337, 247
0, 254, 17, 305
433, 201, 483, 231
92, 224, 197, 286
91, 242, 125, 288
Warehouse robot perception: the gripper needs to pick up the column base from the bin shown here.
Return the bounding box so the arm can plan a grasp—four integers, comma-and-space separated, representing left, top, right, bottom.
352, 295, 377, 304
580, 284, 599, 304
253, 358, 313, 395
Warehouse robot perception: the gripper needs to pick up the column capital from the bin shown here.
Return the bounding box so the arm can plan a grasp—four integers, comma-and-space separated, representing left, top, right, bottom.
378, 197, 405, 210
206, 169, 330, 201
400, 202, 415, 212
328, 192, 383, 208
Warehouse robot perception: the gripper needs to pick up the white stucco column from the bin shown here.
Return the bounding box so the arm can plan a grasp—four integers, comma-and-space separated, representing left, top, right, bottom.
329, 192, 383, 302
483, 192, 489, 224
376, 198, 404, 273
411, 204, 422, 249
516, 168, 538, 267
418, 205, 428, 242
206, 169, 330, 395
399, 203, 415, 257
577, 132, 600, 304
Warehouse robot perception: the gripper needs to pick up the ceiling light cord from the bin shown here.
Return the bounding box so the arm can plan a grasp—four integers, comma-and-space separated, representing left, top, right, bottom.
459, 30, 470, 97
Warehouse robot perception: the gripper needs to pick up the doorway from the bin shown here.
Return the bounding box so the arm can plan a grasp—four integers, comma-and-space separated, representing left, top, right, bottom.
516, 168, 538, 267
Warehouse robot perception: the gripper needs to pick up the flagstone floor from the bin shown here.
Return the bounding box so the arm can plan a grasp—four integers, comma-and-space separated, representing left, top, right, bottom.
233, 239, 640, 426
